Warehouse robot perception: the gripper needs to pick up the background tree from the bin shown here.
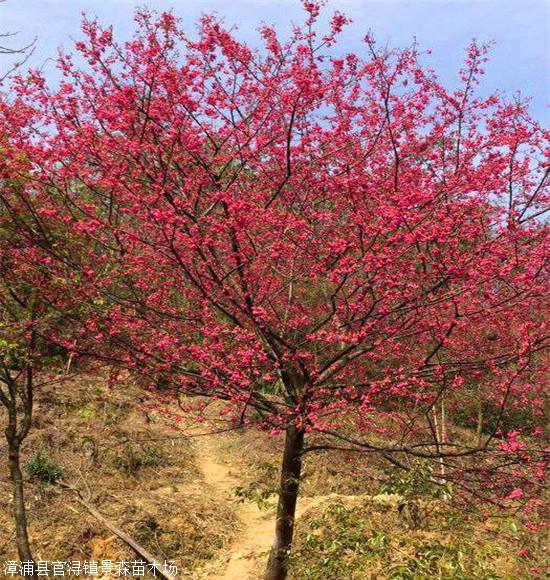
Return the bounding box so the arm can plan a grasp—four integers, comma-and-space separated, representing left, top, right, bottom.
0, 136, 98, 572
0, 0, 35, 83
0, 262, 38, 567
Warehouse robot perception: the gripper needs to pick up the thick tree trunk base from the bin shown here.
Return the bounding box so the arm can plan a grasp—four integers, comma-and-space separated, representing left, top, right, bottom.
265, 426, 304, 580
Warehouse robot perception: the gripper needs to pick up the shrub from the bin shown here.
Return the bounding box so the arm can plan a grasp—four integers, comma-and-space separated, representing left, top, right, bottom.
290, 499, 519, 579
25, 454, 63, 485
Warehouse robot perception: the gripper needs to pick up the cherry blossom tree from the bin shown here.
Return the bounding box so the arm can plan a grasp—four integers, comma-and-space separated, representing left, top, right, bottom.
1, 3, 548, 577
0, 138, 98, 572
0, 178, 73, 570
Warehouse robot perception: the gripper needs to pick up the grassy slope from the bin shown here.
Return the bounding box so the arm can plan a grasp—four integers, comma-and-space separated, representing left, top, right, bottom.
0, 369, 546, 578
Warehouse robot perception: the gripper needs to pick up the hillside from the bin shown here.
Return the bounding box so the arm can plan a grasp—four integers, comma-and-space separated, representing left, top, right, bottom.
0, 368, 545, 579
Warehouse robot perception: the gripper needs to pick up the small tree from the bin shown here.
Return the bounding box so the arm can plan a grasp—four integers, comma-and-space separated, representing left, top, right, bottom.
0, 282, 37, 566
2, 3, 548, 578
0, 198, 54, 570
0, 144, 94, 571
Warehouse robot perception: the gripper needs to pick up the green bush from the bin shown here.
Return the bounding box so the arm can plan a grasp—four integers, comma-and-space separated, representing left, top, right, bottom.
380, 465, 453, 501
25, 454, 63, 484
453, 400, 538, 434
290, 501, 508, 579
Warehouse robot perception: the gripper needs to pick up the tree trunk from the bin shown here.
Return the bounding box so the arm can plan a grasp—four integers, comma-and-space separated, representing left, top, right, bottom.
1, 357, 35, 576
439, 397, 446, 484
476, 403, 484, 447
8, 442, 35, 572
265, 425, 305, 580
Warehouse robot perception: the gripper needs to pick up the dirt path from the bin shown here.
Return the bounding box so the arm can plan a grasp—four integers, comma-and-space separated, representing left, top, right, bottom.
191, 432, 364, 579
194, 435, 275, 580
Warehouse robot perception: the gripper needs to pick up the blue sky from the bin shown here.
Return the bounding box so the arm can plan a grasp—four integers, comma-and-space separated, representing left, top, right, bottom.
1, 0, 548, 123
